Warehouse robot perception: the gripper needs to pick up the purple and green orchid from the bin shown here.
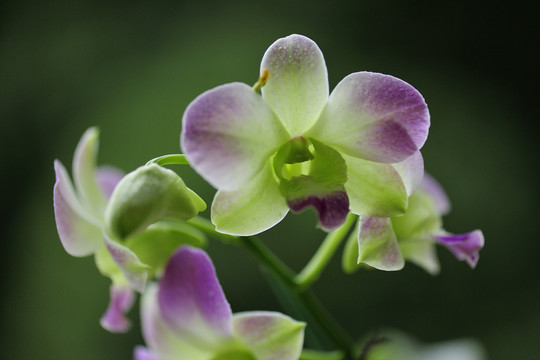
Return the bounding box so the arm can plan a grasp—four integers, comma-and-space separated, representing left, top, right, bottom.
343, 173, 485, 274
135, 246, 305, 360
181, 34, 430, 236
53, 128, 207, 332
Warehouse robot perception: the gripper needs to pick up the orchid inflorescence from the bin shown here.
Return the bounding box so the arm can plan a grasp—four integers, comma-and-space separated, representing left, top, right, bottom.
53, 34, 485, 360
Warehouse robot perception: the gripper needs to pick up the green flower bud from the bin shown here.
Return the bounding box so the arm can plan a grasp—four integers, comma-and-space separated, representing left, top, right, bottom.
105, 164, 206, 240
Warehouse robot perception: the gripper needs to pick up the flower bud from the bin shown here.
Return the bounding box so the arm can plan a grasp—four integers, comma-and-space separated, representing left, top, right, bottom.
105, 164, 206, 240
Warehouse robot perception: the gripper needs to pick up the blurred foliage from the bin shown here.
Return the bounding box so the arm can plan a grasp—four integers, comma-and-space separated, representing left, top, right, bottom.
1, 1, 538, 359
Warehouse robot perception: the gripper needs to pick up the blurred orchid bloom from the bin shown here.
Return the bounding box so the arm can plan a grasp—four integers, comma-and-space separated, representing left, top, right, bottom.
182, 34, 430, 236
366, 330, 486, 360
343, 173, 484, 274
53, 128, 206, 332
135, 246, 305, 360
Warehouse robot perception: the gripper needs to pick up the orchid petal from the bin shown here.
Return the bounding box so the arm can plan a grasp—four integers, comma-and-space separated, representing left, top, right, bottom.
391, 191, 442, 240
422, 173, 451, 215
96, 166, 124, 200
53, 160, 103, 256
134, 347, 159, 360
399, 237, 440, 275
72, 127, 107, 216
435, 230, 484, 268
233, 311, 305, 360
392, 151, 424, 197
140, 284, 209, 359
260, 34, 329, 136
100, 284, 135, 333
306, 72, 430, 163
104, 235, 148, 292
343, 154, 408, 217
182, 82, 289, 191
357, 216, 404, 271
158, 247, 234, 347
211, 162, 289, 236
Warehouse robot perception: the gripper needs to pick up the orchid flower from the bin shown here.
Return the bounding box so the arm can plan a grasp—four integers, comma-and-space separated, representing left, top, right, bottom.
53, 128, 206, 332
135, 246, 305, 360
343, 173, 485, 274
181, 34, 430, 236
366, 330, 486, 360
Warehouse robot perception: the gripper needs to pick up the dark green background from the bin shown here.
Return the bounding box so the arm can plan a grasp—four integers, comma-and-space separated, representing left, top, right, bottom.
1, 1, 538, 359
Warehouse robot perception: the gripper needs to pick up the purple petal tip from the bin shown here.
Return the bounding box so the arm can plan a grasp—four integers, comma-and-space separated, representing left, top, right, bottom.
100, 285, 135, 333
435, 230, 484, 268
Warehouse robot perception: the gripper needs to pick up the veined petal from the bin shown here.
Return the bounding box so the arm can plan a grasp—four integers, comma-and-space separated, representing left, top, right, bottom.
435, 230, 484, 268
357, 216, 404, 271
306, 72, 430, 163
53, 160, 103, 256
73, 127, 107, 216
96, 166, 124, 200
392, 151, 424, 197
261, 34, 329, 136
140, 284, 209, 360
104, 235, 149, 292
158, 247, 234, 347
181, 82, 289, 191
233, 311, 305, 360
100, 284, 135, 333
211, 162, 289, 236
421, 173, 451, 216
343, 154, 408, 217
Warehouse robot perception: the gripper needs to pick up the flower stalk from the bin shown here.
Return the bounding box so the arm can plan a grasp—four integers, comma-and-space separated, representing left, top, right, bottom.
295, 213, 358, 290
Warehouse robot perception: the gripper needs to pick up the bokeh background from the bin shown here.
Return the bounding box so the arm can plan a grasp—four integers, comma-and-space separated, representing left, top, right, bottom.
1, 1, 538, 359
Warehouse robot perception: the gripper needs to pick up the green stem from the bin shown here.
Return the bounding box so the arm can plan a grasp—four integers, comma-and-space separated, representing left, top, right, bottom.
242, 236, 297, 287
146, 154, 189, 166
295, 214, 358, 290
298, 290, 355, 359
241, 236, 356, 359
188, 216, 356, 358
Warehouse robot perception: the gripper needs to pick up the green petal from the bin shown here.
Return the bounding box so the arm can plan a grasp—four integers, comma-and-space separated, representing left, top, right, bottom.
126, 221, 207, 276
72, 127, 107, 217
343, 154, 408, 217
391, 191, 441, 240
261, 34, 329, 136
233, 311, 305, 360
211, 161, 288, 236
399, 236, 440, 275
357, 216, 404, 271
